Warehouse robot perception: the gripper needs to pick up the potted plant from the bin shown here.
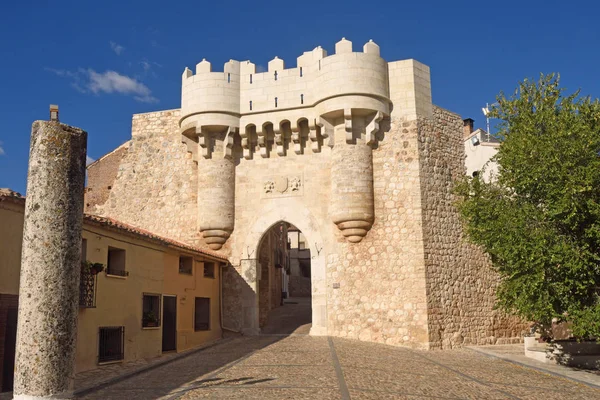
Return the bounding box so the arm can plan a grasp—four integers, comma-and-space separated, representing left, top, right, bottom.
90, 263, 104, 275
143, 311, 158, 327
81, 261, 105, 275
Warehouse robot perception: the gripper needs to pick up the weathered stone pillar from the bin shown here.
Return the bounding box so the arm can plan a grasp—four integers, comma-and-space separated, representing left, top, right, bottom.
14, 121, 87, 399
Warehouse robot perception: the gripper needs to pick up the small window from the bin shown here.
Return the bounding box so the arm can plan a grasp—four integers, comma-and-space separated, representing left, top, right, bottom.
227, 73, 231, 83
274, 71, 278, 81
250, 74, 252, 84
194, 297, 210, 331
179, 256, 193, 275
300, 67, 303, 77
275, 97, 278, 108
472, 171, 480, 178
203, 262, 215, 279
249, 100, 252, 111
142, 294, 161, 328
107, 247, 127, 276
300, 94, 304, 104
98, 326, 124, 363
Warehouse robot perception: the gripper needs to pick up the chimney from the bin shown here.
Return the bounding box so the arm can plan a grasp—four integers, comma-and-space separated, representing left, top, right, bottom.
49, 104, 59, 122
463, 118, 474, 138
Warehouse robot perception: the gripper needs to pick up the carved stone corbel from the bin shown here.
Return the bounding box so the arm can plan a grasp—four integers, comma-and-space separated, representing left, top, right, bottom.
317, 117, 334, 148
199, 127, 211, 159
344, 108, 353, 143
223, 126, 238, 160
241, 126, 253, 160
308, 118, 321, 153
365, 111, 383, 147
274, 125, 285, 157
258, 125, 269, 158
291, 120, 302, 155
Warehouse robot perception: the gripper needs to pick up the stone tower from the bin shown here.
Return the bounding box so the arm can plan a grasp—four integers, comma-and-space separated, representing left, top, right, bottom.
87, 38, 526, 349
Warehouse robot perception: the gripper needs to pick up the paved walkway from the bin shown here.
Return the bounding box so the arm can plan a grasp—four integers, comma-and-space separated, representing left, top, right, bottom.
76, 334, 600, 399
5, 300, 600, 399
261, 297, 312, 335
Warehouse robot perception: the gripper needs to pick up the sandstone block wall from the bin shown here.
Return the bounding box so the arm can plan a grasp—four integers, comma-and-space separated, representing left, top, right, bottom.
93, 109, 198, 244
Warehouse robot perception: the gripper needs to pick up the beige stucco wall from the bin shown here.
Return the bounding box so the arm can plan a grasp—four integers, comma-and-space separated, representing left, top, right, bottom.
162, 253, 221, 352
76, 227, 165, 372
464, 130, 499, 180
0, 204, 24, 295
0, 202, 223, 375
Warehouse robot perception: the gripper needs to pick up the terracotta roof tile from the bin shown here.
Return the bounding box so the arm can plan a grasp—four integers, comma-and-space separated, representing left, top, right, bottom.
0, 188, 227, 262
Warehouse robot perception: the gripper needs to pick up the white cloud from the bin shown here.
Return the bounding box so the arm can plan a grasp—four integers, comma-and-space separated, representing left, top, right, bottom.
46, 68, 158, 104
109, 41, 125, 55
87, 69, 158, 103
0, 141, 4, 155
86, 156, 95, 166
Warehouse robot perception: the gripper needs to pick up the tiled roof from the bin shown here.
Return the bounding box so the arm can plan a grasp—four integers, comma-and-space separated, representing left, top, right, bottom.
0, 188, 227, 262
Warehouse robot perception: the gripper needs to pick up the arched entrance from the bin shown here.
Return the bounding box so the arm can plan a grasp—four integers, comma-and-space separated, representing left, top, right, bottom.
256, 222, 312, 334
237, 201, 328, 337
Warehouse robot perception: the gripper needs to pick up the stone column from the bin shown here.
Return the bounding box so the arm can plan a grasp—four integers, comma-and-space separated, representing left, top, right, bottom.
197, 127, 236, 250
14, 121, 87, 399
330, 113, 375, 243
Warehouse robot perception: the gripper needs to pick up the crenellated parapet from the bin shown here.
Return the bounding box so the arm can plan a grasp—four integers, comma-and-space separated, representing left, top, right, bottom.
179, 38, 433, 245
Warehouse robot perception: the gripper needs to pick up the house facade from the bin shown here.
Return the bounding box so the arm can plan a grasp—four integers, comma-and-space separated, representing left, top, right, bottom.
0, 189, 226, 392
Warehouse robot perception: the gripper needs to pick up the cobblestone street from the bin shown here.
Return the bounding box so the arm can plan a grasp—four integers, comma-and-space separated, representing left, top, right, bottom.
75, 300, 600, 400
75, 334, 600, 400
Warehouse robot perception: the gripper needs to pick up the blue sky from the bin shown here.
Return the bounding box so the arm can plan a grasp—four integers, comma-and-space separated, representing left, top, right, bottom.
1, 0, 598, 194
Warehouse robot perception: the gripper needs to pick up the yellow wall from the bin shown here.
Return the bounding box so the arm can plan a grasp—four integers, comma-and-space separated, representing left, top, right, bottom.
163, 253, 222, 352
0, 205, 24, 295
0, 204, 225, 374
75, 227, 165, 372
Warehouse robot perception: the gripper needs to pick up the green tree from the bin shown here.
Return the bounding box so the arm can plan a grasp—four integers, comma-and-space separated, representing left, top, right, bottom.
456, 74, 600, 339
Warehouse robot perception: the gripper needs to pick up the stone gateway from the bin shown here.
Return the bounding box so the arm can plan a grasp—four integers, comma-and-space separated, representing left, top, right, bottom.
86, 38, 526, 349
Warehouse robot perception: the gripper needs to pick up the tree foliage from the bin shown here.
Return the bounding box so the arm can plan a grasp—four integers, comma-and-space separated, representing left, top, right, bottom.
456, 74, 600, 339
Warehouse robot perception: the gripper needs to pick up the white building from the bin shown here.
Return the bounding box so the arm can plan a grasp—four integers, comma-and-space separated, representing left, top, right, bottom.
463, 118, 500, 181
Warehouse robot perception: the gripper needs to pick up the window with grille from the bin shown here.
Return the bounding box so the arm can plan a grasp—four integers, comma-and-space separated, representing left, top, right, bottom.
179, 256, 193, 275
203, 262, 215, 279
142, 294, 161, 328
107, 247, 127, 276
98, 326, 124, 363
194, 297, 210, 331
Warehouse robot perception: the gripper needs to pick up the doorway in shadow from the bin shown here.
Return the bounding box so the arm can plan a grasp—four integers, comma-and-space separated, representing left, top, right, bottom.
257, 222, 312, 335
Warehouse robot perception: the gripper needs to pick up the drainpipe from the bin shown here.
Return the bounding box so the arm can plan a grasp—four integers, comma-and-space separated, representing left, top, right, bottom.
220, 262, 240, 334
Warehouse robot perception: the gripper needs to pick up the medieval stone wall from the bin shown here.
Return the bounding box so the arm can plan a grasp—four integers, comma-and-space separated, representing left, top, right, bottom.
324, 117, 431, 348
93, 109, 198, 244
85, 143, 128, 213
418, 107, 527, 349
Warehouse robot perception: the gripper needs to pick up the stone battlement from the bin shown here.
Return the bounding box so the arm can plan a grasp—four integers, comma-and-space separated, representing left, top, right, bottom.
179, 38, 433, 152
